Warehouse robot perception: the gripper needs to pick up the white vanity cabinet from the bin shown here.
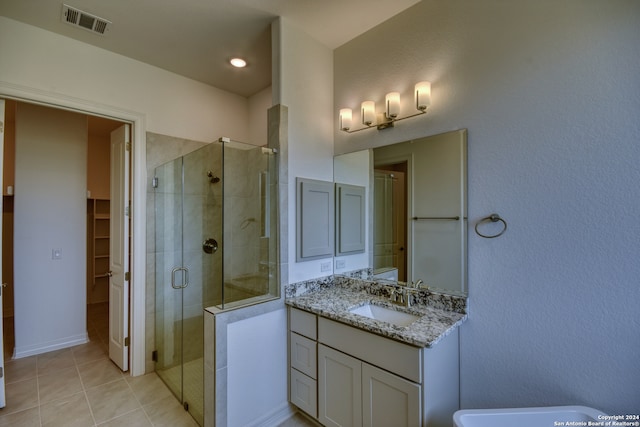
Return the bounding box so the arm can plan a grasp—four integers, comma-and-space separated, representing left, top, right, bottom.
288, 307, 460, 427
318, 344, 421, 427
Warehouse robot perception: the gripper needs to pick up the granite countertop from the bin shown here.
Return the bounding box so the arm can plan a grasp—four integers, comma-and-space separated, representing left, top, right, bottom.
285, 284, 467, 348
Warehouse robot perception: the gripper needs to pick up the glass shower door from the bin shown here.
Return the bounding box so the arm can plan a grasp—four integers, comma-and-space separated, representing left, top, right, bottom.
154, 142, 222, 426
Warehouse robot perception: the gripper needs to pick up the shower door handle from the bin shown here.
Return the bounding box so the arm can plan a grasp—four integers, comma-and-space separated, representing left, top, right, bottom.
171, 267, 189, 289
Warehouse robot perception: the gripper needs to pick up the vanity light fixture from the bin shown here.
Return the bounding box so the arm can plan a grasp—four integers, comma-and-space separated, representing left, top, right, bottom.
339, 81, 431, 133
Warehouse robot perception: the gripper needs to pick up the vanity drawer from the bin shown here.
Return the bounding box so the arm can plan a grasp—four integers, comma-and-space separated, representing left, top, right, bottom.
290, 332, 317, 379
290, 367, 317, 417
289, 307, 317, 340
318, 317, 422, 383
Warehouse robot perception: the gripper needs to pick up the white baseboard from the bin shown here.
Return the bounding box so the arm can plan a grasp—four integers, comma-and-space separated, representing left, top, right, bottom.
246, 402, 296, 427
12, 332, 89, 359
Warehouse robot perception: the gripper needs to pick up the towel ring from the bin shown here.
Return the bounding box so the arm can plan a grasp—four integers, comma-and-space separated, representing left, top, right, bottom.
475, 213, 507, 238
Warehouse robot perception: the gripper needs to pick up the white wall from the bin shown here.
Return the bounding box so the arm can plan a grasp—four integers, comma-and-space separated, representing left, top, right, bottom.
277, 19, 335, 283
227, 309, 288, 426
334, 0, 640, 414
14, 103, 88, 356
248, 86, 273, 146
0, 16, 249, 144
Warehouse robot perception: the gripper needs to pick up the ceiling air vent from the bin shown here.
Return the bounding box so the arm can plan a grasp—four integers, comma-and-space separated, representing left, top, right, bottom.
61, 4, 111, 35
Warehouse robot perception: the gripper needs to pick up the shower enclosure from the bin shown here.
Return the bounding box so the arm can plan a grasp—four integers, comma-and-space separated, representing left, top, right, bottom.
153, 138, 278, 425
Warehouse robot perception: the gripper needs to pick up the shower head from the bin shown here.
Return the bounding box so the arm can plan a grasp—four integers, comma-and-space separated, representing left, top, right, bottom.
207, 171, 220, 184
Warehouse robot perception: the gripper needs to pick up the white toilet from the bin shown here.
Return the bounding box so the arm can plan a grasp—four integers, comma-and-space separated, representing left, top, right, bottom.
453, 405, 608, 427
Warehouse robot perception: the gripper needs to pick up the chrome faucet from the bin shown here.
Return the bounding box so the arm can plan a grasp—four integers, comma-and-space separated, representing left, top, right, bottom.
386, 286, 417, 307
385, 286, 402, 304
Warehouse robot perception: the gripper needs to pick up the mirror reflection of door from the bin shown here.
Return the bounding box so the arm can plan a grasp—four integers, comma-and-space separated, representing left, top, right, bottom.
374, 163, 407, 282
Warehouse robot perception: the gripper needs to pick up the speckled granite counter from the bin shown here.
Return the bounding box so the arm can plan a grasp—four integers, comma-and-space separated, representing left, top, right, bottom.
285, 276, 468, 348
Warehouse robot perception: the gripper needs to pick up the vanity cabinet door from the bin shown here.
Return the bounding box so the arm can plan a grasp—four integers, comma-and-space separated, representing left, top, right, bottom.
335, 183, 365, 255
296, 178, 334, 261
318, 344, 362, 427
362, 363, 421, 427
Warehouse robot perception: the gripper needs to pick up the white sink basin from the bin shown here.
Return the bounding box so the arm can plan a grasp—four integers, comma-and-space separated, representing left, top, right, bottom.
349, 303, 420, 327
453, 406, 608, 427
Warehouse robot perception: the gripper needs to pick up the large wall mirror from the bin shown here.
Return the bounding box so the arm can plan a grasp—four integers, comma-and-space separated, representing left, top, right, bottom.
334, 129, 468, 295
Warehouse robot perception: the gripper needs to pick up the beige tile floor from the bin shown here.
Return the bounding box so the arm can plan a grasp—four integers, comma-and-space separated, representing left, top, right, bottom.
0, 302, 318, 427
0, 303, 199, 427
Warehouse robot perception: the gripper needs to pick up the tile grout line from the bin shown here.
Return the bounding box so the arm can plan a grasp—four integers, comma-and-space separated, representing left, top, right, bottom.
36, 356, 42, 427
74, 353, 98, 427
123, 376, 155, 426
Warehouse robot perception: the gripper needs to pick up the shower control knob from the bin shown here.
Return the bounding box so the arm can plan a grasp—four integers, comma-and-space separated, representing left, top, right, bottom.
202, 238, 218, 254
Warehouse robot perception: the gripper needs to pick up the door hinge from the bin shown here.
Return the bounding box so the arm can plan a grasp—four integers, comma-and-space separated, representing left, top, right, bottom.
126, 141, 131, 151
125, 272, 130, 281
152, 176, 159, 188
0, 366, 3, 378
0, 121, 4, 133
124, 337, 130, 347
152, 350, 158, 362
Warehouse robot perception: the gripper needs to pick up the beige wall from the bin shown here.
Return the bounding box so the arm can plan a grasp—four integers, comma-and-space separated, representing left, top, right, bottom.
14, 102, 88, 357
0, 16, 250, 144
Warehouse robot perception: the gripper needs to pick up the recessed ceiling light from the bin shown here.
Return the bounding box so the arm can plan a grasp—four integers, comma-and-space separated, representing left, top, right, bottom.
230, 58, 247, 68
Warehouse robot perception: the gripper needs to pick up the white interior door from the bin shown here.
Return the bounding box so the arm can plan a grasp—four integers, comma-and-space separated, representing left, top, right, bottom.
0, 99, 6, 407
109, 124, 130, 371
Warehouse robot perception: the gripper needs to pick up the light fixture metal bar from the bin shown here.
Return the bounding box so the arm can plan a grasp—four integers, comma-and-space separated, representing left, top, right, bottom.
341, 109, 427, 133
341, 124, 376, 134
387, 109, 426, 124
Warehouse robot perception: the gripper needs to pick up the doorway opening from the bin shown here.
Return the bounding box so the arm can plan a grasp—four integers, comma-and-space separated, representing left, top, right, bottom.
1, 98, 129, 367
